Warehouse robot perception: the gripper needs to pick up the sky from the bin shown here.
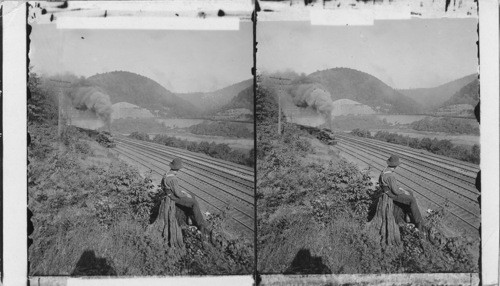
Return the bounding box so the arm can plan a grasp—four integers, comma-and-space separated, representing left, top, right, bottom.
257, 18, 478, 89
30, 22, 253, 93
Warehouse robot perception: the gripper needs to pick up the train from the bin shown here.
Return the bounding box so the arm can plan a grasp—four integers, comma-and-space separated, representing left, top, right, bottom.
294, 124, 338, 146
74, 126, 116, 148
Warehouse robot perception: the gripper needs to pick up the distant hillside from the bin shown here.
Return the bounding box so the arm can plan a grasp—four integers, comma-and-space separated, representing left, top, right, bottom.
87, 71, 200, 118
218, 85, 254, 112
180, 79, 253, 114
308, 68, 421, 114
442, 79, 479, 107
111, 102, 154, 120
398, 74, 478, 111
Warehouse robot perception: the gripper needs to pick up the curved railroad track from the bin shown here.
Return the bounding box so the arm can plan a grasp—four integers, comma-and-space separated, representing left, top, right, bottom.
340, 133, 478, 177
113, 136, 255, 236
336, 134, 479, 201
333, 133, 480, 237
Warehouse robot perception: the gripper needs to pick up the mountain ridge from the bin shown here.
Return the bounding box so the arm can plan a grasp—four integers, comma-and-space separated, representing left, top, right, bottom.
179, 79, 253, 114
87, 71, 200, 118
398, 73, 478, 111
442, 78, 479, 107
306, 67, 422, 114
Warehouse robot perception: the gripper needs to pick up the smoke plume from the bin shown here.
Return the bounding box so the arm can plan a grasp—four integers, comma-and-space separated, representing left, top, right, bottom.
291, 83, 334, 115
66, 86, 113, 126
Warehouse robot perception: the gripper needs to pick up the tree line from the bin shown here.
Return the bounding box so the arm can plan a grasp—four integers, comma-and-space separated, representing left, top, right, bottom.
188, 121, 253, 138
350, 129, 479, 164
129, 132, 254, 167
410, 117, 479, 135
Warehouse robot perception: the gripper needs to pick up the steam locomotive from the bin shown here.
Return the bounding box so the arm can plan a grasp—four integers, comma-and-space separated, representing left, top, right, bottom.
74, 126, 116, 148
295, 124, 337, 145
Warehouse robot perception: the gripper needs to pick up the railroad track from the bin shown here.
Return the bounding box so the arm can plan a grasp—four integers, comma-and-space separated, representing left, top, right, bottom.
113, 136, 255, 236
336, 135, 479, 202
334, 134, 480, 237
339, 133, 478, 177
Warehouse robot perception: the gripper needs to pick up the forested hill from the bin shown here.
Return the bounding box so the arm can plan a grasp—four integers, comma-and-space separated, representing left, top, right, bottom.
442, 78, 479, 107
398, 74, 478, 111
180, 79, 253, 114
308, 68, 421, 114
217, 85, 254, 112
87, 71, 200, 118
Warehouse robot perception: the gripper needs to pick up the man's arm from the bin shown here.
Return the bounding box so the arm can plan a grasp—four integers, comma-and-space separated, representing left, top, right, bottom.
169, 177, 192, 199
386, 176, 404, 196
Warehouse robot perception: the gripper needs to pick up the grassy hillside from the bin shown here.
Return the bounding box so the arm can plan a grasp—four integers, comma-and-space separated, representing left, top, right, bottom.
88, 71, 200, 118
308, 68, 421, 114
398, 74, 477, 111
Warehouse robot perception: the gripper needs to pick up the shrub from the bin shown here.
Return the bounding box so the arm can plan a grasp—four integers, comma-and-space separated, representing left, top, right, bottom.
74, 140, 93, 156
129, 131, 151, 142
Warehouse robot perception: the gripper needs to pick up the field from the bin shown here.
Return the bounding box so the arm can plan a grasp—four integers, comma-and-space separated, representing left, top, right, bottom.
310, 114, 480, 147
156, 118, 204, 129
112, 117, 254, 152
375, 115, 427, 125
372, 128, 479, 147
148, 131, 254, 152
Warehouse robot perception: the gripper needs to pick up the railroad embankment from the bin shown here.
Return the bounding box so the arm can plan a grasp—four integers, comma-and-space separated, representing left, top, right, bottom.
257, 121, 478, 274
28, 122, 253, 275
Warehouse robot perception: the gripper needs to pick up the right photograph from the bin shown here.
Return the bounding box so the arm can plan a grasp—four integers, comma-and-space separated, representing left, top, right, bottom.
256, 5, 480, 278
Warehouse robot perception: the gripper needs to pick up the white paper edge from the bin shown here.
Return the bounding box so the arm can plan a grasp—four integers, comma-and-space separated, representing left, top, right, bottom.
2, 0, 499, 285
4, 1, 28, 286
4, 1, 254, 285
56, 16, 240, 30
479, 0, 499, 285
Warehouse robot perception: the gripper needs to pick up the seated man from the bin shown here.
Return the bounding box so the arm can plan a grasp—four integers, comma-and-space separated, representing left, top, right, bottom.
161, 157, 210, 236
378, 154, 425, 231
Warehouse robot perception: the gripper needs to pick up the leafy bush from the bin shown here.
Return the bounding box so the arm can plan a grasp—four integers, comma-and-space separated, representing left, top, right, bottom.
74, 140, 93, 156
129, 131, 151, 142
351, 128, 372, 138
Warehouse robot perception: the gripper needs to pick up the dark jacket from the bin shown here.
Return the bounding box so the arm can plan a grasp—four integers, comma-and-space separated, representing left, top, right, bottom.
161, 171, 191, 199
378, 167, 404, 197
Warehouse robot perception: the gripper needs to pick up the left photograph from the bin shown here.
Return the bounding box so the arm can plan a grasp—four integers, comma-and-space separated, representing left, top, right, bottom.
27, 2, 254, 276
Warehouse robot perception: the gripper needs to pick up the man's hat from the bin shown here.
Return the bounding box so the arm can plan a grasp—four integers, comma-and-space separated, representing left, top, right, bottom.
170, 157, 183, 170
387, 154, 400, 167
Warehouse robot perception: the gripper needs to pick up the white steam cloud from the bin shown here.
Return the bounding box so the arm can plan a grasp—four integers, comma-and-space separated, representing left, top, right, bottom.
291, 83, 334, 116
66, 86, 113, 126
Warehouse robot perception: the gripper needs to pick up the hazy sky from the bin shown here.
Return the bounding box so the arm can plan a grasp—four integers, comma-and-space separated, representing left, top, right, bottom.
30, 22, 253, 93
258, 18, 478, 89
